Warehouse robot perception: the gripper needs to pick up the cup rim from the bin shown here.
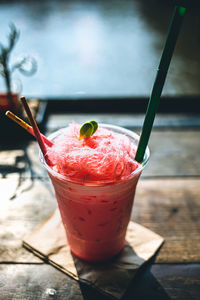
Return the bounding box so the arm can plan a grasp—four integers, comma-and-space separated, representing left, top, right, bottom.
40, 123, 150, 186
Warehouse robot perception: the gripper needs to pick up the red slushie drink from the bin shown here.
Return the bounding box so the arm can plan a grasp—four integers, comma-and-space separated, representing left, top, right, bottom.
41, 123, 149, 261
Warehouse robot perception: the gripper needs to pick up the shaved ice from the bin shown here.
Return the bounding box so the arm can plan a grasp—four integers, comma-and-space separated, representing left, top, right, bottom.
47, 122, 139, 182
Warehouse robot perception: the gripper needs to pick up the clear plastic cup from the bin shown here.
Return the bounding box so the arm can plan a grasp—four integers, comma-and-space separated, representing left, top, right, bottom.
40, 124, 150, 262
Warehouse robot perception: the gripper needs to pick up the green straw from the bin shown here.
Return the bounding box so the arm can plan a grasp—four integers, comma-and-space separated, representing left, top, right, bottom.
135, 5, 186, 163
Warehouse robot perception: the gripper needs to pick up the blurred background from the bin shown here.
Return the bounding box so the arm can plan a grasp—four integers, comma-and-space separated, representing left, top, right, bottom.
0, 0, 200, 100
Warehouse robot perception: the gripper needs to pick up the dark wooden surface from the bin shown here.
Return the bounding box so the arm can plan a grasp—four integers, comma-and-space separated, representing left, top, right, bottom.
0, 113, 200, 299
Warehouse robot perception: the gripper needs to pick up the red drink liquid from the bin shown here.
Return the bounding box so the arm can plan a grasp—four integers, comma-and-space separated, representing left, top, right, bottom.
41, 124, 149, 262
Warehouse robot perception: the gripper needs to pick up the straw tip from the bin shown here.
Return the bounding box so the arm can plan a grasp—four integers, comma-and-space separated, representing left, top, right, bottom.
20, 96, 26, 101
5, 110, 10, 116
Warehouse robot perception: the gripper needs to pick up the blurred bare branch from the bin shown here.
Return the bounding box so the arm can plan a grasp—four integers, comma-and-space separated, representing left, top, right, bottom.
0, 23, 37, 103
12, 56, 37, 76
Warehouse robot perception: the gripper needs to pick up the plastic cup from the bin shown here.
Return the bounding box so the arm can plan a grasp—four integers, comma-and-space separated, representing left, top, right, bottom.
40, 124, 150, 262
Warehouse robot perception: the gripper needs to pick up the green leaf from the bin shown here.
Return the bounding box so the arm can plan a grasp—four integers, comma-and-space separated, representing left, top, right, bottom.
79, 122, 94, 140
90, 120, 98, 134
79, 120, 98, 140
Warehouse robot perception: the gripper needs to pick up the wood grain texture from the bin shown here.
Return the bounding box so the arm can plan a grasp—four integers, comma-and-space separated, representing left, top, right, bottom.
0, 263, 199, 300
0, 264, 83, 300
142, 129, 200, 177
124, 263, 200, 300
133, 179, 200, 263
0, 178, 56, 263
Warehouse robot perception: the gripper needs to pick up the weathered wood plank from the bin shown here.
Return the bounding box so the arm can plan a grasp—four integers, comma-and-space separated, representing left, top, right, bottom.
0, 177, 199, 263
0, 142, 46, 180
124, 263, 200, 300
0, 264, 84, 300
0, 263, 199, 300
0, 178, 56, 263
133, 179, 200, 263
144, 130, 200, 178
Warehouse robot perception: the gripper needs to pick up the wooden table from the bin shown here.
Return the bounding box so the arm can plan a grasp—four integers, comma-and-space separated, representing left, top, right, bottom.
0, 113, 200, 299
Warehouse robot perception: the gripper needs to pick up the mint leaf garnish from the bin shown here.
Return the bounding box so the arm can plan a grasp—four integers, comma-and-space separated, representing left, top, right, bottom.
79, 121, 98, 140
